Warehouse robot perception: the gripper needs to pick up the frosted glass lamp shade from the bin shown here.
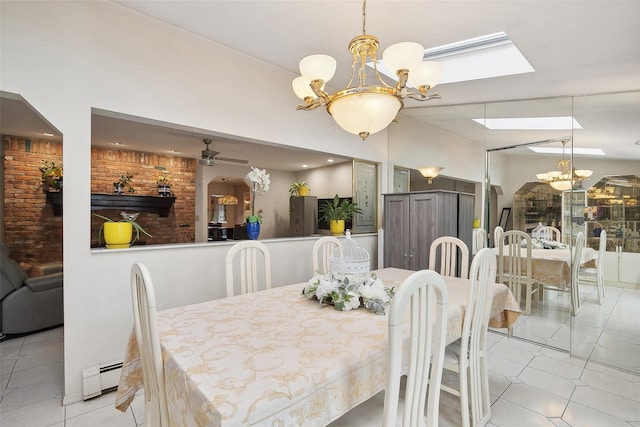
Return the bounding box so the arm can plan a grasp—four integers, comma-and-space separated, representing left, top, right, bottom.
547, 171, 562, 178
292, 76, 316, 100
550, 180, 572, 191
575, 169, 593, 178
383, 42, 424, 74
418, 166, 443, 179
328, 92, 402, 138
536, 173, 549, 180
299, 54, 336, 82
409, 61, 444, 88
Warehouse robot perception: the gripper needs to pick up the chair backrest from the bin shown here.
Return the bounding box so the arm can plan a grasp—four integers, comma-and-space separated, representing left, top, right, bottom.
540, 226, 562, 242
596, 229, 607, 271
497, 230, 532, 295
460, 248, 497, 360
571, 232, 585, 314
130, 262, 169, 426
312, 236, 342, 274
225, 240, 272, 297
493, 226, 504, 248
383, 269, 448, 427
475, 228, 487, 252
429, 236, 470, 279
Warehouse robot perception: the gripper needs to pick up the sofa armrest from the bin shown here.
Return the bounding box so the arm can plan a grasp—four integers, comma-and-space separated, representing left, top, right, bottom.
39, 261, 63, 275
24, 273, 63, 292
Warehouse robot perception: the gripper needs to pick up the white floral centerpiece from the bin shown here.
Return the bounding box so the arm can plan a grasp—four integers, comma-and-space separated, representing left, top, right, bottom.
302, 272, 394, 315
245, 166, 270, 223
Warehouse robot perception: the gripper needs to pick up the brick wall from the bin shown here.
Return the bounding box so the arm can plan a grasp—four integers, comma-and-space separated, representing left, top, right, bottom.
3, 135, 63, 263
3, 135, 197, 264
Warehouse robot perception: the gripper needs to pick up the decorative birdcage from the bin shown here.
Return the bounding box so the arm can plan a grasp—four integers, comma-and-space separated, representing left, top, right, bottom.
329, 230, 370, 274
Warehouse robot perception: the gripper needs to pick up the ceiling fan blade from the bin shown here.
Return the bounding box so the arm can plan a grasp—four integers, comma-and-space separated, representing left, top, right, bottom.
216, 157, 248, 164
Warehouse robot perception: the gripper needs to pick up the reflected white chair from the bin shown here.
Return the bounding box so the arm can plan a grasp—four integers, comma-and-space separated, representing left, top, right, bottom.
130, 262, 170, 427
493, 226, 503, 248
441, 248, 496, 427
540, 225, 562, 242
571, 232, 585, 316
329, 270, 449, 427
225, 240, 271, 297
497, 230, 538, 315
579, 230, 606, 304
474, 228, 487, 253
312, 236, 342, 274
429, 236, 470, 279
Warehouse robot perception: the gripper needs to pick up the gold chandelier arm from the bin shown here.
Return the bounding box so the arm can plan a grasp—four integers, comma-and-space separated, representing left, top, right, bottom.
404, 91, 442, 101
296, 99, 323, 111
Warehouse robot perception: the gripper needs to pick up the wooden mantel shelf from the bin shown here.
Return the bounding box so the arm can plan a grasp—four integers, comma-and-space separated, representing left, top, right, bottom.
45, 192, 176, 217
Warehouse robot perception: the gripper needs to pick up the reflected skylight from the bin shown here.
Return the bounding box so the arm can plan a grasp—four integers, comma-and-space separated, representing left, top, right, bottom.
529, 147, 605, 156
472, 116, 583, 130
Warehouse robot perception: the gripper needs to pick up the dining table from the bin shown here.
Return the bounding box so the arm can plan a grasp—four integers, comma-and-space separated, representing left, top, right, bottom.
492, 243, 598, 292
114, 267, 520, 426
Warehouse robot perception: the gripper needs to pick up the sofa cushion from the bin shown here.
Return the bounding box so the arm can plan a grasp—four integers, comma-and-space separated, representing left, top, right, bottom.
1, 252, 28, 291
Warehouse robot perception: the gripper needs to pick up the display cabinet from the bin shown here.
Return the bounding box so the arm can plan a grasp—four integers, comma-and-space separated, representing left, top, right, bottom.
584, 175, 640, 285
561, 190, 587, 242
513, 182, 562, 233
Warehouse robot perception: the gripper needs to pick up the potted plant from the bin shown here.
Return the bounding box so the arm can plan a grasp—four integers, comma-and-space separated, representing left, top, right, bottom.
289, 180, 310, 196
245, 167, 270, 240
319, 194, 363, 236
113, 174, 134, 194
39, 160, 63, 192
157, 173, 171, 196
94, 212, 152, 249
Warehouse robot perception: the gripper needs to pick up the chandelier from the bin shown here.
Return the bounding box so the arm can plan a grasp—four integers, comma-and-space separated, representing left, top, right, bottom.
292, 0, 443, 140
536, 143, 593, 191
418, 166, 443, 184
218, 179, 238, 205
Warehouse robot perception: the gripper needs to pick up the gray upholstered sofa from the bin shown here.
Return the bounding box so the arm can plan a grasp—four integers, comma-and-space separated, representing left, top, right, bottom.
0, 243, 63, 339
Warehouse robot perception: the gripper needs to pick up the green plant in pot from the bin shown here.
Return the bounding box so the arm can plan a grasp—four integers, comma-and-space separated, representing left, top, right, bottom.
319, 194, 363, 236
289, 180, 310, 196
113, 174, 134, 194
94, 212, 152, 249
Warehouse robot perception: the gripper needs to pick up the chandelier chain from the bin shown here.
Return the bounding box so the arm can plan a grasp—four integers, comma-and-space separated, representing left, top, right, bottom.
362, 0, 367, 35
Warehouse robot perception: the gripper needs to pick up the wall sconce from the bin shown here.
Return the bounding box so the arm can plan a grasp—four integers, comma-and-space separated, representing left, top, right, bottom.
418, 166, 443, 184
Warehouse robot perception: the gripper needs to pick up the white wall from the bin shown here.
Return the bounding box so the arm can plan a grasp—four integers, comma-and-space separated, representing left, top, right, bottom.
0, 1, 390, 403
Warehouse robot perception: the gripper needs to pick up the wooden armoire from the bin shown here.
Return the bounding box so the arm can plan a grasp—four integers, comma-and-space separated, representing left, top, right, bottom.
383, 190, 474, 270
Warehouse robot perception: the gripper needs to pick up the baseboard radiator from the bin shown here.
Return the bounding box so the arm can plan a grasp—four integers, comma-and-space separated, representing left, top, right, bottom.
81, 360, 123, 400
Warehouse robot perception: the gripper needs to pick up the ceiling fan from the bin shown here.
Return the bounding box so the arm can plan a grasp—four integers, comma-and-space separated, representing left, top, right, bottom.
200, 139, 249, 166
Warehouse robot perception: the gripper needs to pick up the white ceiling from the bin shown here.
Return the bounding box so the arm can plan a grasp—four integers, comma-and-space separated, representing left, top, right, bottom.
2, 1, 639, 165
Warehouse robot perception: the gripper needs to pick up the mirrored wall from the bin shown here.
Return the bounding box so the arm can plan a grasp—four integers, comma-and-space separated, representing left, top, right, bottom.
393, 91, 640, 374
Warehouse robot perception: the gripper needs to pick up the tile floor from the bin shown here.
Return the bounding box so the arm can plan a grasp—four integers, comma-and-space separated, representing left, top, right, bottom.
504, 281, 640, 374
2, 296, 640, 426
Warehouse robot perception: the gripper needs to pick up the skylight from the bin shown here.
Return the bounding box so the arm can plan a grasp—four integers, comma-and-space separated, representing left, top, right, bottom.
529, 147, 606, 156
373, 32, 534, 85
472, 116, 583, 130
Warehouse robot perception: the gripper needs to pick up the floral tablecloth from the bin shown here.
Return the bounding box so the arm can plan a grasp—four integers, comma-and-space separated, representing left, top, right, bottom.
114, 268, 520, 426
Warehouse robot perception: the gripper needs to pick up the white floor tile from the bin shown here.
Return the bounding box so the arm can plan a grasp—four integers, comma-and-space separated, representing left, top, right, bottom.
65, 403, 137, 427
0, 397, 64, 427
580, 365, 640, 403
571, 384, 640, 421
562, 401, 630, 427
517, 366, 576, 399
489, 398, 556, 426
500, 383, 568, 418
527, 355, 584, 379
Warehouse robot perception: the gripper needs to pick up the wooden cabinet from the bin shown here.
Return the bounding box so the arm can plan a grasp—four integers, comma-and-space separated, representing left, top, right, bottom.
289, 196, 317, 236
383, 191, 474, 270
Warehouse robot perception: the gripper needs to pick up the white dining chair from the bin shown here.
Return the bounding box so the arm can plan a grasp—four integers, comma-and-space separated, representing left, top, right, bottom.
130, 262, 170, 427
497, 230, 538, 315
540, 225, 562, 242
225, 240, 272, 297
441, 248, 496, 427
493, 226, 503, 249
571, 232, 585, 316
312, 236, 342, 274
474, 228, 487, 253
429, 236, 470, 279
579, 230, 606, 304
328, 270, 449, 427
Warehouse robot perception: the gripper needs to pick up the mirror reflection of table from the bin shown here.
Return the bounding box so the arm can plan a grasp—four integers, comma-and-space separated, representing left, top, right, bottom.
207, 223, 234, 241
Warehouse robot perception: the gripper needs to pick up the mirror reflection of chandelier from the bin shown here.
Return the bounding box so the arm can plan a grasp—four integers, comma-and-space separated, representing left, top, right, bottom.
292, 0, 443, 141
218, 178, 238, 205
537, 159, 593, 191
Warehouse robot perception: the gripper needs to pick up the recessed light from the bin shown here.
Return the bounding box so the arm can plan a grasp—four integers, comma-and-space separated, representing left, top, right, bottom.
169, 150, 181, 153
327, 159, 334, 163
113, 142, 124, 146
302, 164, 308, 168
43, 132, 54, 137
